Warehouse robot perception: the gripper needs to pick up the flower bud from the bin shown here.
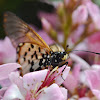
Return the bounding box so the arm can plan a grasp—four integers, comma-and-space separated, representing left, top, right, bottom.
86, 1, 100, 30
41, 18, 51, 33
72, 5, 88, 25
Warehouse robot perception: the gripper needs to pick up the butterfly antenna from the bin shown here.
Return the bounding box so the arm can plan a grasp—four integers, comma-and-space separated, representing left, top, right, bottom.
65, 45, 69, 52
65, 45, 100, 55
67, 50, 100, 55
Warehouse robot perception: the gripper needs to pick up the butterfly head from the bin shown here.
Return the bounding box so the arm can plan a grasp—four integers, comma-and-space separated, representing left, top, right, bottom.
50, 51, 69, 67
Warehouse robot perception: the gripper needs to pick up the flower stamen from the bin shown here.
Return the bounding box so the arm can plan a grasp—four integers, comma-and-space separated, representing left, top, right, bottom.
35, 86, 47, 98
33, 83, 39, 95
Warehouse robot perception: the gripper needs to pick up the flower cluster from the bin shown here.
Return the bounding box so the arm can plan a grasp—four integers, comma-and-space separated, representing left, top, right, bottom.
0, 0, 100, 100
0, 63, 70, 100
39, 0, 100, 64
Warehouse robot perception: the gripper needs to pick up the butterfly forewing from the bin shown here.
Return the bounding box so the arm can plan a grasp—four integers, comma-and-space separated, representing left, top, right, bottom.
4, 11, 51, 51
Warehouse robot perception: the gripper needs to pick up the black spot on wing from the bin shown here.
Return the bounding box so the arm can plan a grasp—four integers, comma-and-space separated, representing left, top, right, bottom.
38, 47, 41, 52
23, 57, 26, 61
35, 54, 38, 59
28, 48, 31, 51
24, 52, 27, 56
16, 59, 18, 62
31, 54, 34, 58
30, 66, 34, 72
31, 44, 34, 48
28, 60, 30, 64
35, 67, 42, 71
31, 60, 34, 66
33, 51, 38, 59
39, 59, 43, 66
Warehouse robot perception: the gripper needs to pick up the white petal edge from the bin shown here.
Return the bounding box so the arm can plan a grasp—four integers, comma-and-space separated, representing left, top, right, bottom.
3, 84, 24, 100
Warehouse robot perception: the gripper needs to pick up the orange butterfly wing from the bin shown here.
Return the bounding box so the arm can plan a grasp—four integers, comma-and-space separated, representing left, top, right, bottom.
3, 11, 51, 52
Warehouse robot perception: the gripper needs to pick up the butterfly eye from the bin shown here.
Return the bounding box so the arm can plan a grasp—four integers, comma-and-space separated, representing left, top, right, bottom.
62, 54, 69, 60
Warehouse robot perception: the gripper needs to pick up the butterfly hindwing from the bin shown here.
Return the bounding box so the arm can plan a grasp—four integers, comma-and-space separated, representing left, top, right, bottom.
17, 43, 49, 75
4, 11, 51, 51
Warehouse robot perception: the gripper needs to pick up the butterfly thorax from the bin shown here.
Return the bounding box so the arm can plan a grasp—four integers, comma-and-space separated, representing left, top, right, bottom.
39, 51, 68, 69
50, 51, 68, 67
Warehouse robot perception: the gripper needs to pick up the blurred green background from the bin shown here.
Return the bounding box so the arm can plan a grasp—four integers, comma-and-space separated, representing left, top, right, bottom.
0, 0, 100, 39
0, 0, 54, 39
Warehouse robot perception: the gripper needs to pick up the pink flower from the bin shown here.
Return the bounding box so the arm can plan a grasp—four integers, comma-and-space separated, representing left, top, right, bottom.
3, 65, 70, 100
68, 25, 85, 44
85, 66, 100, 99
38, 11, 60, 30
69, 53, 90, 69
63, 64, 81, 93
41, 18, 51, 33
79, 97, 90, 100
0, 63, 21, 88
63, 53, 92, 96
72, 5, 88, 25
0, 63, 21, 81
86, 1, 100, 30
0, 37, 16, 64
87, 32, 100, 64
87, 32, 100, 53
0, 87, 7, 99
72, 0, 100, 30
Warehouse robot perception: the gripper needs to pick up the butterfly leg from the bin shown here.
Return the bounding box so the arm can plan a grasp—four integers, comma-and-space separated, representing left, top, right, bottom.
59, 61, 68, 81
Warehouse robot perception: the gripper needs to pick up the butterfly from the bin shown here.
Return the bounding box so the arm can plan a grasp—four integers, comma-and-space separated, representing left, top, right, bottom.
3, 11, 69, 75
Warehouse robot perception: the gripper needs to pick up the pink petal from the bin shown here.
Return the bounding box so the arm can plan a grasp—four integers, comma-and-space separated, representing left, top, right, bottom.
38, 11, 60, 30
9, 72, 26, 96
85, 69, 100, 90
3, 84, 24, 100
72, 64, 81, 79
0, 87, 7, 99
39, 84, 66, 100
63, 74, 78, 93
41, 18, 51, 32
23, 69, 48, 92
55, 66, 70, 85
0, 37, 16, 64
91, 64, 100, 69
79, 71, 88, 85
72, 5, 88, 25
82, 0, 91, 4
87, 32, 100, 44
86, 1, 100, 29
69, 25, 85, 43
79, 97, 90, 100
60, 87, 67, 100
70, 53, 90, 69
0, 78, 11, 87
0, 63, 21, 81
87, 32, 100, 53
92, 89, 100, 99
